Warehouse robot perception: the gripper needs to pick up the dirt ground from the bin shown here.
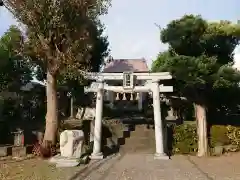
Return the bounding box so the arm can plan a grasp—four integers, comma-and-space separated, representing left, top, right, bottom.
2, 152, 240, 180
0, 157, 84, 180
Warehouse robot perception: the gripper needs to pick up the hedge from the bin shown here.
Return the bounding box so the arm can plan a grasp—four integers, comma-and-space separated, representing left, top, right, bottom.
172, 124, 198, 154
172, 123, 240, 155
59, 118, 240, 156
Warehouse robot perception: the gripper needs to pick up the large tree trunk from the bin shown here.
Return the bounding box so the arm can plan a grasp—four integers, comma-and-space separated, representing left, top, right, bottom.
43, 70, 58, 145
194, 103, 208, 157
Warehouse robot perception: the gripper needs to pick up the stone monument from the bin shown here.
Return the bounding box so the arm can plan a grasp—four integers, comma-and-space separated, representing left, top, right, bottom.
49, 130, 85, 167
76, 107, 96, 120
75, 107, 95, 143
165, 107, 177, 121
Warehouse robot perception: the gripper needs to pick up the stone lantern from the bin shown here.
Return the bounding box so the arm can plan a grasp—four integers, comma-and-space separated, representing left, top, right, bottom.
165, 99, 177, 121
12, 128, 24, 147
11, 129, 27, 158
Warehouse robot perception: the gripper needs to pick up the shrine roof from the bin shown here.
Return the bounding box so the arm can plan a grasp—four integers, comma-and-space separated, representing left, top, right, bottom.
103, 58, 149, 73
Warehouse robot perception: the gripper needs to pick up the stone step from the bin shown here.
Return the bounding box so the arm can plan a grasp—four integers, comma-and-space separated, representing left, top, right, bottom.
124, 138, 155, 146
122, 144, 155, 149
130, 129, 155, 135
103, 123, 156, 154
118, 124, 156, 153
120, 145, 155, 153
125, 131, 155, 138
120, 139, 155, 145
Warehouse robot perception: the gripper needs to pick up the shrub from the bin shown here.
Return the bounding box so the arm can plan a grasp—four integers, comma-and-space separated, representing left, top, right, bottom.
226, 125, 240, 148
172, 123, 240, 155
210, 125, 230, 147
172, 123, 198, 154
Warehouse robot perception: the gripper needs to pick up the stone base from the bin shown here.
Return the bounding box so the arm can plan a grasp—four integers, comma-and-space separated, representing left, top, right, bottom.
12, 146, 27, 157
12, 145, 33, 158
0, 146, 12, 157
90, 152, 104, 160
49, 154, 80, 167
154, 153, 169, 160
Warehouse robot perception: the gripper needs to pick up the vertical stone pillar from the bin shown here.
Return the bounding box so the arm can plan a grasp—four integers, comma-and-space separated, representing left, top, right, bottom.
116, 93, 120, 100
130, 93, 134, 100
151, 81, 168, 160
123, 93, 127, 100
109, 91, 114, 109
105, 91, 109, 101
90, 120, 94, 143
90, 81, 104, 160
136, 92, 140, 100
138, 92, 143, 111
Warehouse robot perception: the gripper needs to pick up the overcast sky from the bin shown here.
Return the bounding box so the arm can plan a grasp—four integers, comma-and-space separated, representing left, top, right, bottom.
0, 0, 239, 67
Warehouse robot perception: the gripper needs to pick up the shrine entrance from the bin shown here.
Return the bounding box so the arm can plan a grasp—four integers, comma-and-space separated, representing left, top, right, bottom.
84, 72, 173, 160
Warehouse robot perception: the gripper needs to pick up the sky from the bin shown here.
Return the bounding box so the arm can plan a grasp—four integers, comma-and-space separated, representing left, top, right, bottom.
0, 0, 239, 67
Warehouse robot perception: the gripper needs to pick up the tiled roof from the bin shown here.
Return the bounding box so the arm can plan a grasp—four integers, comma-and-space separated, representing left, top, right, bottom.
103, 58, 149, 73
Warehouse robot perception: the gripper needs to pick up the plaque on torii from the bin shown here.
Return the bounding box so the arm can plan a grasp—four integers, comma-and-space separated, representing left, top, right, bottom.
123, 72, 134, 90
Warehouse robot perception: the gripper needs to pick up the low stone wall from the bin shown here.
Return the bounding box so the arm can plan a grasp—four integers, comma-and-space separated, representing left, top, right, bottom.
0, 145, 33, 158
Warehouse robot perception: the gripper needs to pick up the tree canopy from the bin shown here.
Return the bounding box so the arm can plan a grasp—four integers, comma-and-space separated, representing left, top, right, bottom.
152, 15, 240, 156
160, 15, 240, 65
3, 0, 111, 144
153, 15, 240, 107
0, 25, 31, 92
4, 0, 110, 78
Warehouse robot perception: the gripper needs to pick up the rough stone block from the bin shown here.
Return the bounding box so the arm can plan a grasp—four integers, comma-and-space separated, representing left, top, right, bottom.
49, 154, 80, 167
12, 146, 27, 157
60, 130, 84, 158
0, 146, 12, 157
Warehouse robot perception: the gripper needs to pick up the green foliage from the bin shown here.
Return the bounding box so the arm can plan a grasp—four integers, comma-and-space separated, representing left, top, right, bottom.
153, 15, 240, 111
151, 51, 172, 72
0, 96, 4, 118
153, 53, 240, 105
0, 26, 45, 135
173, 124, 240, 154
161, 15, 240, 65
0, 25, 32, 92
210, 125, 230, 146
172, 124, 198, 154
5, 1, 110, 116
56, 24, 109, 101
4, 0, 111, 143
226, 125, 240, 148
1, 85, 46, 123
5, 0, 111, 78
0, 25, 41, 138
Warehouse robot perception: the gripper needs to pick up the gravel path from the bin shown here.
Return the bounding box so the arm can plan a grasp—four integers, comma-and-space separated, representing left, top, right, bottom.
75, 152, 240, 180
1, 153, 240, 180
81, 153, 208, 180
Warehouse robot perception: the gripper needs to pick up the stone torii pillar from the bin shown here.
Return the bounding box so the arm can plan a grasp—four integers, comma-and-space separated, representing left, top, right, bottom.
151, 81, 168, 159
137, 92, 143, 111
90, 81, 104, 160
108, 91, 114, 108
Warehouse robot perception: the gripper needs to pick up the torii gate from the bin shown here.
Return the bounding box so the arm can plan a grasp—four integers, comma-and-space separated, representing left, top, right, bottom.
84, 72, 173, 160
